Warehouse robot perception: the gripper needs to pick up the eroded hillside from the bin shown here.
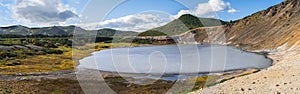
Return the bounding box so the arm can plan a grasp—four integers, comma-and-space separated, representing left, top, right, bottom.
225, 0, 300, 50
189, 0, 300, 93
184, 0, 300, 51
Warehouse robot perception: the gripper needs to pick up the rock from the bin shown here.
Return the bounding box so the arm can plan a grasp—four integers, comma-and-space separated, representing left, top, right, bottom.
277, 91, 281, 94
241, 88, 244, 91
264, 77, 267, 79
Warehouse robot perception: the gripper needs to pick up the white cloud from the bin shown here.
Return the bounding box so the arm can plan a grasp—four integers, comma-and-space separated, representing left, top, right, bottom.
78, 0, 237, 32
12, 0, 78, 25
79, 0, 238, 32
228, 8, 238, 13
173, 0, 237, 18
80, 13, 171, 32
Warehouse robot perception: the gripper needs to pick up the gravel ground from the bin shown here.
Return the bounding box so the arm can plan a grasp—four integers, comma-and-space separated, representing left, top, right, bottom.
190, 48, 300, 94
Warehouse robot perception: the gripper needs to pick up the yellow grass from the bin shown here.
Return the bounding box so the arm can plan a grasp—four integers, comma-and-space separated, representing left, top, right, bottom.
0, 42, 138, 74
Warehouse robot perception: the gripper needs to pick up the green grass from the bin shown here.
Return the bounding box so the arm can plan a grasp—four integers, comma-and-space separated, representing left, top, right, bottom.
144, 14, 228, 36
138, 30, 167, 36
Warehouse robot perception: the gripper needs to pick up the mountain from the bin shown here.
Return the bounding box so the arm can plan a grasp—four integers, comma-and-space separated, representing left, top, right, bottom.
224, 0, 300, 50
0, 25, 138, 38
0, 25, 80, 37
31, 26, 75, 36
141, 14, 227, 36
190, 0, 300, 93
0, 25, 30, 36
0, 14, 225, 37
178, 0, 300, 51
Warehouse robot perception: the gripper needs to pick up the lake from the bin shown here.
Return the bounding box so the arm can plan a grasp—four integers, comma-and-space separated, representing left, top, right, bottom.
78, 44, 272, 80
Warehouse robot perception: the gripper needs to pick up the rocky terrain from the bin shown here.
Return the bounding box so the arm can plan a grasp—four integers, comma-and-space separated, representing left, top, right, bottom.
189, 0, 300, 93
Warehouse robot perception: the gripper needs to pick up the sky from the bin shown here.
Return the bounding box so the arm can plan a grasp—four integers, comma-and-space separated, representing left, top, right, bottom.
0, 0, 283, 32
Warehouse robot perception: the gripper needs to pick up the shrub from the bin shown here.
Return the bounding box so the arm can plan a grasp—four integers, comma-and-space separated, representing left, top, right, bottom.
46, 49, 63, 54
5, 62, 21, 66
139, 30, 167, 36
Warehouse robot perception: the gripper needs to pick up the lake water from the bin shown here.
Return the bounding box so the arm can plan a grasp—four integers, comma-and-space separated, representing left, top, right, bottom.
78, 44, 272, 80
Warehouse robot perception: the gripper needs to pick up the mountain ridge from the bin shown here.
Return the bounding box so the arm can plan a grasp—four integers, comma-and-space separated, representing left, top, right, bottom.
0, 25, 138, 38
178, 0, 300, 51
140, 14, 227, 36
191, 0, 300, 93
0, 14, 227, 37
224, 0, 300, 50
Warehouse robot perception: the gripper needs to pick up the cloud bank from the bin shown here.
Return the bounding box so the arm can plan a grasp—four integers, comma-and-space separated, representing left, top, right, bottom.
80, 13, 171, 32
173, 0, 237, 18
81, 0, 237, 32
9, 0, 236, 32
12, 0, 78, 25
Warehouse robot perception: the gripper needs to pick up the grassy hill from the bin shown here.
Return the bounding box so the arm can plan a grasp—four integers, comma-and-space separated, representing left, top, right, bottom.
138, 30, 167, 36
140, 14, 227, 36
0, 25, 138, 38
96, 28, 138, 37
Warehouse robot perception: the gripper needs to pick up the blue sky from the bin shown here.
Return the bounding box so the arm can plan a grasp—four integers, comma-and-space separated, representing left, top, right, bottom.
104, 0, 283, 21
0, 0, 283, 31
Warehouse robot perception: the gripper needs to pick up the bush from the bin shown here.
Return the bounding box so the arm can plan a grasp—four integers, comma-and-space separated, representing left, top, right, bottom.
5, 62, 21, 66
139, 30, 167, 36
0, 51, 17, 58
46, 49, 63, 54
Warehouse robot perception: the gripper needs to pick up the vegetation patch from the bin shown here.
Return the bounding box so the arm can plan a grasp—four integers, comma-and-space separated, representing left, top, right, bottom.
0, 38, 138, 74
144, 14, 227, 35
138, 30, 167, 36
104, 76, 209, 94
0, 79, 83, 94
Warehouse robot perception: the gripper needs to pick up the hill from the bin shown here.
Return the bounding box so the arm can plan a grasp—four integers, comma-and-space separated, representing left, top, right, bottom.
181, 0, 300, 50
0, 25, 138, 38
189, 0, 300, 93
140, 14, 227, 36
224, 0, 300, 50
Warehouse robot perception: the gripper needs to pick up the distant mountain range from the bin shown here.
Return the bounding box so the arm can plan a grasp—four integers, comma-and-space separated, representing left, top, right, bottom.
0, 25, 138, 38
0, 25, 75, 36
0, 14, 227, 38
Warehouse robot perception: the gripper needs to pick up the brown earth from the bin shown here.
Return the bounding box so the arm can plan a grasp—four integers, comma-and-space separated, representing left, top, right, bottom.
189, 0, 300, 93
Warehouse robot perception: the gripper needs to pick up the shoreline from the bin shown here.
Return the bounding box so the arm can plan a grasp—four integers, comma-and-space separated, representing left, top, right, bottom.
77, 43, 273, 77
0, 43, 276, 93
0, 43, 274, 81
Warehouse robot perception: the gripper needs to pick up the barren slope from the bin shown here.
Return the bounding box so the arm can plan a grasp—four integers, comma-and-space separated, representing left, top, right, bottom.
185, 0, 300, 50
189, 0, 300, 93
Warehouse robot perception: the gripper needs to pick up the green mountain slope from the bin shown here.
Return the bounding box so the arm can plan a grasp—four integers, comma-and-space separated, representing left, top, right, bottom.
140, 14, 227, 36
97, 28, 138, 37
